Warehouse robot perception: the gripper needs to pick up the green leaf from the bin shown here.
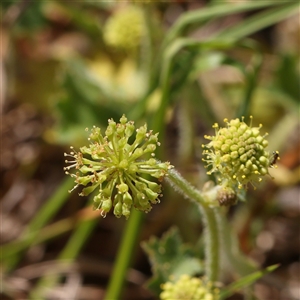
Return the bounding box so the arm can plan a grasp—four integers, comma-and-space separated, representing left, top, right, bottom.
163, 2, 286, 47
217, 2, 299, 40
220, 264, 280, 299
141, 227, 203, 295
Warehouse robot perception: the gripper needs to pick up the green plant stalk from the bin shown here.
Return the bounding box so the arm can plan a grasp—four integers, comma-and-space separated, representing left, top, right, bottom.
215, 208, 256, 277
30, 200, 98, 299
104, 210, 144, 300
163, 1, 287, 47
166, 168, 220, 282
4, 177, 74, 271
200, 206, 220, 282
28, 177, 75, 231
217, 2, 299, 41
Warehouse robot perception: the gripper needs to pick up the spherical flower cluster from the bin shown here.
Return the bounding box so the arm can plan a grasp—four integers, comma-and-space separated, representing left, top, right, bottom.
202, 116, 278, 190
103, 6, 145, 51
64, 115, 172, 219
160, 275, 220, 300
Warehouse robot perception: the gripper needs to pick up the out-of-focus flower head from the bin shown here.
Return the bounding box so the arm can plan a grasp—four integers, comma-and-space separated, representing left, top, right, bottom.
103, 5, 145, 52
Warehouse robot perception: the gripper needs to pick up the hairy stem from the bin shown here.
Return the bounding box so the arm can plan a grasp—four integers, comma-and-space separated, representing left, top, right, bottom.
166, 168, 220, 282
215, 209, 256, 277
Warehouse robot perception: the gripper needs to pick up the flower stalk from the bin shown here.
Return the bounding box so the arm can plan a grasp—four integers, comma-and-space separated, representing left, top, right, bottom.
166, 168, 220, 282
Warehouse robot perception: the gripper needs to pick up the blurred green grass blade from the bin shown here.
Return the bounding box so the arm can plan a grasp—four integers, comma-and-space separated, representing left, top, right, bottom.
217, 2, 299, 40
220, 264, 279, 299
0, 210, 97, 260
28, 177, 74, 231
59, 214, 98, 260
3, 177, 74, 270
30, 198, 99, 299
164, 1, 286, 47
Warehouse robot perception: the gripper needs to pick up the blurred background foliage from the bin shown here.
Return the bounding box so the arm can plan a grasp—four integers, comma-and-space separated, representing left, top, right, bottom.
1, 1, 299, 299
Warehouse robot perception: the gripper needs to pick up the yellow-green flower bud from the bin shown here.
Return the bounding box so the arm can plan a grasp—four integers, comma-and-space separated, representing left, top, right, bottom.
202, 116, 279, 190
114, 200, 123, 218
64, 115, 173, 219
160, 275, 220, 300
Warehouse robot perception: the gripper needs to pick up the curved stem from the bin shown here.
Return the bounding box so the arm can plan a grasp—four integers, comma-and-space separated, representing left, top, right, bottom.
163, 1, 285, 48
166, 168, 220, 282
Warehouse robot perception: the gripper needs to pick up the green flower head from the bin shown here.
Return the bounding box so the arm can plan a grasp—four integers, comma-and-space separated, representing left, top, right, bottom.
160, 275, 220, 300
202, 116, 279, 190
64, 115, 172, 219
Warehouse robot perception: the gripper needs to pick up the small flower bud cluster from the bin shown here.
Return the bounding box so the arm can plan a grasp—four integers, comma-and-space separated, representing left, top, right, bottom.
202, 116, 278, 190
64, 115, 172, 219
103, 6, 145, 51
160, 275, 220, 300
202, 181, 237, 207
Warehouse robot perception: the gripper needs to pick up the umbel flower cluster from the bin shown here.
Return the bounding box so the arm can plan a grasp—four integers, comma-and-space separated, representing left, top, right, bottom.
202, 116, 278, 191
160, 275, 220, 300
64, 115, 172, 219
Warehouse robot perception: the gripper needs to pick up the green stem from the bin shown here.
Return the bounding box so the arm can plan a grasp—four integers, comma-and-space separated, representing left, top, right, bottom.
200, 206, 220, 282
166, 168, 220, 282
214, 209, 256, 277
104, 210, 144, 300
